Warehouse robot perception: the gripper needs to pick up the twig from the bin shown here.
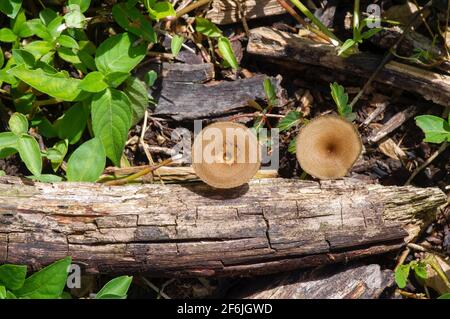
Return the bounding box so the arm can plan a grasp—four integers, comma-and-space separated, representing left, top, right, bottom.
235, 0, 250, 37
395, 247, 411, 271
104, 158, 174, 186
175, 0, 211, 19
140, 110, 164, 184
141, 277, 171, 299
405, 141, 449, 185
396, 289, 428, 299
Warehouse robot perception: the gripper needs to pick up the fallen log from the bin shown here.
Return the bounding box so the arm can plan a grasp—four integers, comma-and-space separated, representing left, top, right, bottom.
205, 0, 286, 25
153, 68, 284, 121
247, 27, 450, 107
0, 177, 445, 277
229, 264, 394, 299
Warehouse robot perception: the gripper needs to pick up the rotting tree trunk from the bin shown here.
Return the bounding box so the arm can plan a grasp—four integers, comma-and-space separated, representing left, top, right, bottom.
247, 27, 450, 107
0, 177, 445, 277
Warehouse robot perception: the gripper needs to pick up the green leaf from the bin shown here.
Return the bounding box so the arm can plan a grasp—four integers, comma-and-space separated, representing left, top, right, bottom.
27, 19, 52, 41
0, 0, 22, 18
66, 137, 106, 182
39, 8, 57, 25
13, 257, 72, 299
95, 32, 146, 76
17, 135, 42, 177
0, 264, 27, 291
79, 72, 108, 93
394, 264, 411, 289
218, 37, 239, 70
337, 39, 357, 57
45, 139, 68, 171
65, 4, 86, 29
147, 1, 176, 20
46, 15, 64, 39
171, 35, 184, 57
412, 262, 428, 280
6, 291, 17, 299
10, 65, 89, 101
12, 10, 33, 38
23, 40, 54, 59
0, 28, 18, 42
0, 170, 5, 177
57, 35, 79, 49
438, 293, 450, 299
68, 0, 91, 13
195, 17, 222, 38
330, 82, 353, 118
288, 138, 297, 154
91, 88, 132, 166
96, 276, 133, 299
263, 78, 277, 107
112, 2, 156, 43
0, 48, 3, 69
415, 115, 450, 144
145, 70, 157, 86
9, 112, 28, 135
57, 47, 82, 64
123, 76, 148, 125
12, 49, 36, 68
278, 111, 301, 132
0, 286, 6, 299
29, 174, 63, 183
362, 28, 382, 40
0, 132, 19, 158
54, 102, 89, 144
104, 72, 130, 88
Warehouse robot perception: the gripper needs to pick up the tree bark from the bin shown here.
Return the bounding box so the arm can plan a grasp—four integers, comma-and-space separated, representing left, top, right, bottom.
0, 177, 445, 277
247, 27, 450, 107
229, 264, 395, 299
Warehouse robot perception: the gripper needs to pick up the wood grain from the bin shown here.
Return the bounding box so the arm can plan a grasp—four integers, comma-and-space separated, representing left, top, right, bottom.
0, 177, 445, 276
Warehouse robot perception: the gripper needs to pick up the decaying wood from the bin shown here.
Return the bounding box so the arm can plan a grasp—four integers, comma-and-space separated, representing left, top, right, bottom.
153, 70, 284, 121
367, 105, 420, 143
230, 264, 394, 299
0, 177, 445, 276
247, 27, 450, 107
102, 167, 279, 184
206, 0, 286, 25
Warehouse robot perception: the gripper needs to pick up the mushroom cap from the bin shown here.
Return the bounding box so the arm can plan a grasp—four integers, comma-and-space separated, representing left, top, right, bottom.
295, 115, 362, 179
192, 121, 261, 189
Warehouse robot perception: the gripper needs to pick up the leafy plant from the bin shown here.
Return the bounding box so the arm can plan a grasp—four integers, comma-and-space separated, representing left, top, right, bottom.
195, 17, 239, 70
288, 0, 381, 57
330, 82, 356, 121
0, 257, 133, 299
395, 260, 428, 289
395, 254, 450, 299
0, 1, 155, 182
415, 115, 450, 144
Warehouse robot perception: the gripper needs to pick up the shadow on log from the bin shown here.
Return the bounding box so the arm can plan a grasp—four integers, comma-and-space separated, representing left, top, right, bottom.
0, 177, 445, 277
229, 263, 395, 299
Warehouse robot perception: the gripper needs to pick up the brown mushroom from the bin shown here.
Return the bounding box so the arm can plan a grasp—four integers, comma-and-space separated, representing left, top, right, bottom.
192, 122, 261, 188
295, 115, 362, 179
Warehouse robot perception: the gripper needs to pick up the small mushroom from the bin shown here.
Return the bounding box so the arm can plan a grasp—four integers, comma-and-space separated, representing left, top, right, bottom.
192, 122, 261, 188
295, 115, 362, 179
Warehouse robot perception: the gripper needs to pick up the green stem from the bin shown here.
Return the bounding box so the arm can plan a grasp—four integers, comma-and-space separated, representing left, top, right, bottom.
353, 0, 360, 33
289, 0, 342, 45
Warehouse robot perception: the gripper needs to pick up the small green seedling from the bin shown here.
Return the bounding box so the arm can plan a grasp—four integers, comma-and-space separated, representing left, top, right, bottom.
0, 257, 132, 299
195, 17, 239, 70
395, 254, 450, 299
330, 82, 356, 121
415, 114, 450, 144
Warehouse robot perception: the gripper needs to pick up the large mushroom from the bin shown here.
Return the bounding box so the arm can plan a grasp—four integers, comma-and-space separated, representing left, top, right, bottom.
295, 115, 362, 179
192, 122, 261, 188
